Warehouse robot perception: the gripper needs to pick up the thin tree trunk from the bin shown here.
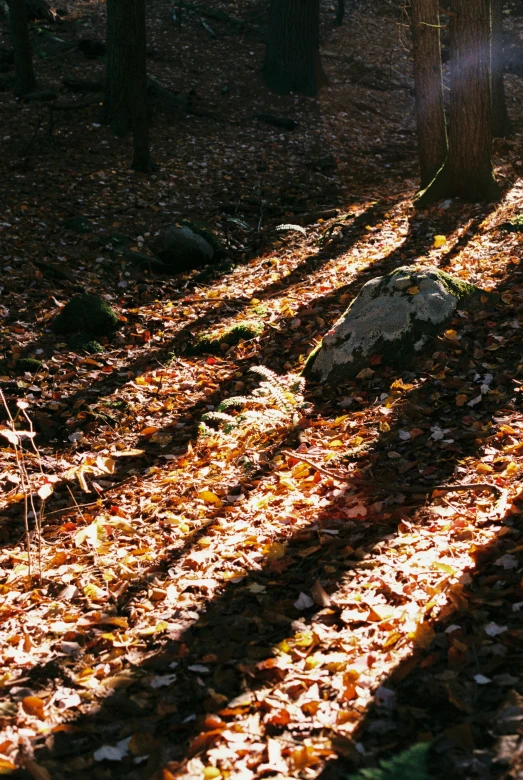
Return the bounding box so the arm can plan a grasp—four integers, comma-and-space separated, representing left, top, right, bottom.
410, 0, 447, 187
130, 0, 152, 172
334, 0, 344, 26
492, 0, 511, 136
102, 0, 132, 136
417, 0, 500, 205
263, 0, 326, 96
8, 0, 36, 96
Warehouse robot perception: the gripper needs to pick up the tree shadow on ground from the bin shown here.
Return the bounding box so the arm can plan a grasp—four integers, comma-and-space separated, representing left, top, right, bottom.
0, 195, 500, 528
19, 247, 523, 779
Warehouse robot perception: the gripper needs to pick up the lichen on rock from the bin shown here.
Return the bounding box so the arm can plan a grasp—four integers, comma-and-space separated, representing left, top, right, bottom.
303, 266, 483, 383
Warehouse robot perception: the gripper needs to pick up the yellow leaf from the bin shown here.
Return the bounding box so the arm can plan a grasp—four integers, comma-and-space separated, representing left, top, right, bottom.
203, 769, 221, 780
407, 286, 420, 295
76, 467, 89, 493
293, 631, 315, 647
383, 631, 401, 648
433, 234, 447, 248
411, 621, 435, 649
368, 604, 395, 621
477, 462, 493, 473
83, 583, 107, 601
95, 456, 116, 474
433, 562, 456, 575
329, 439, 344, 447
0, 758, 17, 774
444, 329, 458, 341
263, 541, 287, 560
197, 490, 223, 508
504, 461, 519, 476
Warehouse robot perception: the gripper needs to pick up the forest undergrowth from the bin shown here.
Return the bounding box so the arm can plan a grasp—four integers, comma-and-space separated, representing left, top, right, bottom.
2, 1, 523, 778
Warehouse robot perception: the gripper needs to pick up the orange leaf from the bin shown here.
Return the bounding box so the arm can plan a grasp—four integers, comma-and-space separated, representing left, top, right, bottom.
140, 427, 159, 437
22, 696, 45, 720
266, 708, 290, 727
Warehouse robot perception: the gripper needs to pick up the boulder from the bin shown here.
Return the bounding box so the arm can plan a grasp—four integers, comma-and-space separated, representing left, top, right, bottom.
303, 266, 483, 383
153, 225, 215, 271
51, 293, 119, 339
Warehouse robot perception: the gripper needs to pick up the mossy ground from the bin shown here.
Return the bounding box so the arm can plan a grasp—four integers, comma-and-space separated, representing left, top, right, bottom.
188, 320, 263, 354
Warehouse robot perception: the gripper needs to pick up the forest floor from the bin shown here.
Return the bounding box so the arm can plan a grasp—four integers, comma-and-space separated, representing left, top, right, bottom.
2, 1, 523, 778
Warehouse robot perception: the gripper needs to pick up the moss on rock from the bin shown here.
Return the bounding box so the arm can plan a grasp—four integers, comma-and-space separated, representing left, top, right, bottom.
188, 320, 263, 354
67, 332, 105, 354
303, 266, 484, 383
15, 358, 43, 374
52, 293, 119, 338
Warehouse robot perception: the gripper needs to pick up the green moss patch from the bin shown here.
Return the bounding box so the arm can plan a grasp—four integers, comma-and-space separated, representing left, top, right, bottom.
501, 215, 523, 233
15, 358, 43, 374
67, 332, 105, 354
188, 320, 263, 354
51, 293, 119, 338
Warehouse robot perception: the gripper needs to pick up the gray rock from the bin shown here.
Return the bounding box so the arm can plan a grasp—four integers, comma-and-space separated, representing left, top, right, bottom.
153, 225, 214, 271
303, 266, 483, 383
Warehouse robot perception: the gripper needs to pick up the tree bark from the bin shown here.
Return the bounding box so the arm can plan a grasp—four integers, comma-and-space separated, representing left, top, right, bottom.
492, 0, 511, 137
417, 0, 500, 205
334, 0, 344, 26
102, 0, 132, 135
102, 0, 152, 171
129, 0, 152, 172
263, 0, 327, 96
8, 0, 36, 96
410, 0, 447, 187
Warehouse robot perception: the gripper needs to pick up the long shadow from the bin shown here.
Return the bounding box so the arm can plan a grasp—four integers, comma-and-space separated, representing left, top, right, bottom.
0, 196, 498, 524
1, 195, 408, 448
16, 235, 521, 779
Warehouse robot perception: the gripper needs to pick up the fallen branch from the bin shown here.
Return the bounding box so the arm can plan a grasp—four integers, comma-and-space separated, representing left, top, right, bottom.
281, 450, 503, 495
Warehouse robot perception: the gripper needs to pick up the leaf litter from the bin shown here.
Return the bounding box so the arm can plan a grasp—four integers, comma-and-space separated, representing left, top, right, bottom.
1, 1, 523, 779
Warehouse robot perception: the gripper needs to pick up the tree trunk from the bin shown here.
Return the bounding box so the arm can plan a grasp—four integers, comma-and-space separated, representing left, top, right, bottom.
102, 0, 132, 136
417, 0, 500, 205
334, 0, 344, 26
492, 0, 511, 137
129, 0, 152, 172
263, 0, 326, 96
102, 0, 152, 171
410, 0, 447, 187
8, 0, 36, 96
